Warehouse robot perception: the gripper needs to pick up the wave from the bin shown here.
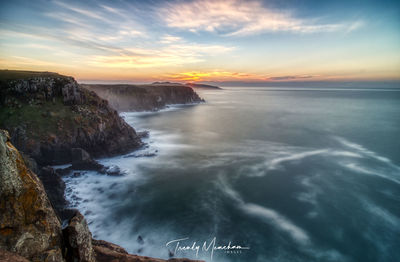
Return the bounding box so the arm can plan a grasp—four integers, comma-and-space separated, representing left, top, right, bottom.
266, 149, 328, 170
267, 148, 367, 169
120, 103, 199, 118
243, 203, 310, 243
217, 176, 310, 244
342, 162, 400, 185
361, 199, 400, 228
335, 136, 392, 164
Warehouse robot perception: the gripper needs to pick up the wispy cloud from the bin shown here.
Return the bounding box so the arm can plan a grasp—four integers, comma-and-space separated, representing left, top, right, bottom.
165, 71, 321, 82
267, 75, 315, 81
90, 40, 234, 68
165, 70, 264, 81
0, 0, 235, 70
160, 0, 363, 36
1, 0, 397, 82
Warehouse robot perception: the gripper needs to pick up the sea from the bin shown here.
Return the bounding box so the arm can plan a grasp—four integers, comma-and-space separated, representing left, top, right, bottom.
63, 86, 400, 262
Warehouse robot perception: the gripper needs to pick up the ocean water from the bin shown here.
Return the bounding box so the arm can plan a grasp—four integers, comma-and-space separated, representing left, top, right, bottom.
64, 87, 400, 262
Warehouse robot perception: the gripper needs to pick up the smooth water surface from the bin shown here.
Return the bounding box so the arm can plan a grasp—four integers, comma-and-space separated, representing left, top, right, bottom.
64, 87, 400, 262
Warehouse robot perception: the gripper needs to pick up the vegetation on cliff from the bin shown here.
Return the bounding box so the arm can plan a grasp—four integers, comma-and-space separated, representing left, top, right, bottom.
0, 70, 142, 165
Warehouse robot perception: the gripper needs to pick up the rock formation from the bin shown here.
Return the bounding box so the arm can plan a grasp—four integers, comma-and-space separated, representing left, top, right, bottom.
63, 211, 96, 262
0, 129, 204, 262
0, 129, 65, 261
0, 70, 143, 166
83, 83, 204, 112
0, 70, 204, 261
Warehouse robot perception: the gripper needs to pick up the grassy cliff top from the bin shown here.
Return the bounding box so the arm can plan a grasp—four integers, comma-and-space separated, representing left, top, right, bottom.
0, 70, 68, 81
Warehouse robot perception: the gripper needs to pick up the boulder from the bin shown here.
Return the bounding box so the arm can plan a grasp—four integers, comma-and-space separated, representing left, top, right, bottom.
37, 166, 74, 221
0, 130, 65, 261
137, 131, 150, 138
71, 148, 104, 172
71, 148, 91, 163
104, 165, 124, 176
62, 211, 96, 262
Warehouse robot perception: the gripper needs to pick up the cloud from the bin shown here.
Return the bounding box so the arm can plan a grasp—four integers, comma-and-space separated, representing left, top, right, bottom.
160, 35, 183, 44
0, 0, 235, 70
160, 0, 363, 36
267, 75, 315, 81
89, 40, 234, 69
165, 70, 263, 81
165, 71, 322, 82
47, 1, 148, 43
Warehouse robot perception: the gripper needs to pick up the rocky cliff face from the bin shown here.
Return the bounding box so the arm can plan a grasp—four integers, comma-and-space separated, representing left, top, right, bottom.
0, 129, 204, 262
0, 71, 142, 165
83, 83, 204, 112
0, 130, 65, 261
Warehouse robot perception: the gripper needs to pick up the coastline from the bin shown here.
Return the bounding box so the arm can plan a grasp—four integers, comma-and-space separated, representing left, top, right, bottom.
0, 70, 205, 262
63, 105, 207, 259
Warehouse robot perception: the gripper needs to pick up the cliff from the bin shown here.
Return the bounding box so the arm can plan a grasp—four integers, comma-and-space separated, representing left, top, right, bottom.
0, 130, 65, 261
185, 83, 222, 90
82, 83, 204, 112
0, 70, 142, 165
0, 129, 204, 262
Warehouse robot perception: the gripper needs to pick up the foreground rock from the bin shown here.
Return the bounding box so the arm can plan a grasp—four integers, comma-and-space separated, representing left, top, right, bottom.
1, 130, 203, 262
92, 239, 205, 262
63, 211, 96, 262
37, 166, 72, 220
71, 148, 105, 171
83, 83, 204, 112
0, 130, 65, 261
0, 70, 142, 166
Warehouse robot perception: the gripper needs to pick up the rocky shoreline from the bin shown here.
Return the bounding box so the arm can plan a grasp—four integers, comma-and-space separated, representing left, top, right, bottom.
0, 70, 205, 262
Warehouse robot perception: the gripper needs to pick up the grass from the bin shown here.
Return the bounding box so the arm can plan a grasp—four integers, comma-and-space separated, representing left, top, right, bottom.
0, 97, 76, 140
0, 70, 112, 143
0, 70, 68, 82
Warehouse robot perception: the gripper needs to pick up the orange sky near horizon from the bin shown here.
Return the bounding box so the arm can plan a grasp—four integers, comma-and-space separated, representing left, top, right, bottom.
1, 0, 399, 84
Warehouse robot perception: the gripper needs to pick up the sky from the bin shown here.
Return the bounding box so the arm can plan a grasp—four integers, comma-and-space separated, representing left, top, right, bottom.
0, 0, 399, 84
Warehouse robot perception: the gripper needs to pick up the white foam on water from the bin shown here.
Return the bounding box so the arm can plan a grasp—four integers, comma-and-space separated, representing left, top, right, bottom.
296, 175, 321, 207
216, 174, 349, 261
217, 175, 310, 244
342, 162, 400, 185
62, 107, 207, 259
243, 203, 310, 243
329, 150, 363, 158
361, 199, 400, 228
335, 136, 393, 164
62, 104, 398, 262
266, 149, 328, 170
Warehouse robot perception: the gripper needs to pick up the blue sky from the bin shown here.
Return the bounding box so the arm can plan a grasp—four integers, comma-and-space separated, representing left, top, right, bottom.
0, 0, 399, 83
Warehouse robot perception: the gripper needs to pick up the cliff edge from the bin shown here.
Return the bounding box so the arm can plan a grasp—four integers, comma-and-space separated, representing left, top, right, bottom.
83, 83, 204, 112
0, 70, 142, 165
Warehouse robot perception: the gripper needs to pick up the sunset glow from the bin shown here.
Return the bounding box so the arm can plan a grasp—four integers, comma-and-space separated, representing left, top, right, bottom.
0, 0, 399, 84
